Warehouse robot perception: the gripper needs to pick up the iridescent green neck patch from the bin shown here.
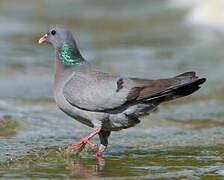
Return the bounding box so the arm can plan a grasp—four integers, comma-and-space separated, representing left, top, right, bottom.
59, 42, 81, 66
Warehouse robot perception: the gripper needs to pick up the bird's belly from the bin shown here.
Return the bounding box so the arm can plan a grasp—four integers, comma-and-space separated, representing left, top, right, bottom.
54, 88, 156, 131
54, 89, 108, 128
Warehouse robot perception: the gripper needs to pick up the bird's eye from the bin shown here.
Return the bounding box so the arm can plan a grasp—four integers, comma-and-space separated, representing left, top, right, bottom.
51, 30, 56, 36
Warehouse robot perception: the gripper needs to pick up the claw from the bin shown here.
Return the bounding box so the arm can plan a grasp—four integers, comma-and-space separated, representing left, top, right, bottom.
86, 140, 97, 147
79, 143, 86, 152
67, 129, 100, 152
67, 142, 82, 150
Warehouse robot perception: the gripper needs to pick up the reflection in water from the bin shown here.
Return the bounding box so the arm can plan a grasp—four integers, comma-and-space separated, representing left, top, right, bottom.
66, 155, 106, 178
96, 156, 106, 170
66, 157, 98, 178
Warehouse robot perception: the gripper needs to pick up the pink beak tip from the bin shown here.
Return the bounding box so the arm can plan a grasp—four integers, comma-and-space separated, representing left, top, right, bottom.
39, 34, 48, 44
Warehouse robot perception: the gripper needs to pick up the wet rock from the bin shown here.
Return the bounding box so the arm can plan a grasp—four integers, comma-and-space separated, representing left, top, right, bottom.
0, 115, 18, 137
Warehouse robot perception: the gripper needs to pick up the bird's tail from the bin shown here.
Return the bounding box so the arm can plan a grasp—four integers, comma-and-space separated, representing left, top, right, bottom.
143, 72, 206, 103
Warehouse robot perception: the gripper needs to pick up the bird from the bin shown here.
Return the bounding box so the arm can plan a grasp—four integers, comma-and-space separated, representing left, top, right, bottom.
39, 25, 206, 157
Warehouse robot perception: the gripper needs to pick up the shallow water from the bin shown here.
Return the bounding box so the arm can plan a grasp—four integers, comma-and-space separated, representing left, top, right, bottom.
0, 0, 224, 179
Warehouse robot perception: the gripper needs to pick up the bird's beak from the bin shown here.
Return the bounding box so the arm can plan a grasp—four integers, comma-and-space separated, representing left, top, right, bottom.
38, 34, 48, 44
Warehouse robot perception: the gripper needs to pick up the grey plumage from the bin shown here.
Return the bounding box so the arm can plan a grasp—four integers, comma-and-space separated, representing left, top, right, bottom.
39, 25, 206, 157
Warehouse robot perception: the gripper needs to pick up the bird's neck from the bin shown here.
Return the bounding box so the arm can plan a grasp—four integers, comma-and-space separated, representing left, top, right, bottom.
57, 42, 83, 66
54, 53, 76, 93
54, 43, 84, 93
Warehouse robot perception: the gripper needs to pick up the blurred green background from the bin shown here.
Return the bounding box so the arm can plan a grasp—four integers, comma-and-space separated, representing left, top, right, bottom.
0, 0, 224, 179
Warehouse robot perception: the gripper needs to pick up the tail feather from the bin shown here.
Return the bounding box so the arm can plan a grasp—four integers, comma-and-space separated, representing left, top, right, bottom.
173, 78, 206, 96
175, 71, 196, 79
139, 73, 206, 103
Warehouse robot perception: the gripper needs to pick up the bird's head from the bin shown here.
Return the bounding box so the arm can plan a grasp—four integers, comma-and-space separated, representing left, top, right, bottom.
39, 25, 82, 66
39, 25, 75, 49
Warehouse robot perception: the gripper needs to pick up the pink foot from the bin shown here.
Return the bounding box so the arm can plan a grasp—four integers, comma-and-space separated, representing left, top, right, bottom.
67, 129, 100, 152
95, 144, 107, 158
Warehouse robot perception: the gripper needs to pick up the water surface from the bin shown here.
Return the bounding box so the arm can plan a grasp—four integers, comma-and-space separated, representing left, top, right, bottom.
0, 0, 224, 179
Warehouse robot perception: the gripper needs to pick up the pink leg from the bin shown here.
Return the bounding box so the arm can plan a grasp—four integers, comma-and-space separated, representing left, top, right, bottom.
67, 129, 100, 151
95, 144, 107, 158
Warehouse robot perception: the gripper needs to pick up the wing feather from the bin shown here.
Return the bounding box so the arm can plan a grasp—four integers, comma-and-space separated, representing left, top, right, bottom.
63, 71, 203, 112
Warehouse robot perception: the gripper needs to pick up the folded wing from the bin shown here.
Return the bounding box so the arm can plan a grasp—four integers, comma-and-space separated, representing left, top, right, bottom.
63, 71, 206, 112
